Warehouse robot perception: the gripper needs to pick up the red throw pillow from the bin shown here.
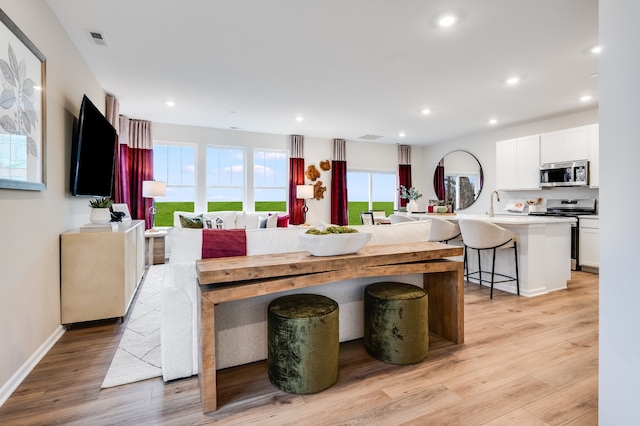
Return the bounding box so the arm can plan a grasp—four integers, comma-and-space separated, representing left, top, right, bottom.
277, 214, 289, 227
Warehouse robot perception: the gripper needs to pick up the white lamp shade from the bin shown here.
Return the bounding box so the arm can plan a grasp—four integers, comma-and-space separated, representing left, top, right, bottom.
296, 184, 314, 199
142, 180, 166, 198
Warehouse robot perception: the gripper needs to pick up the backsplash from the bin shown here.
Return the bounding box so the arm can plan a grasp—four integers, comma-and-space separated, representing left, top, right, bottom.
494, 187, 599, 214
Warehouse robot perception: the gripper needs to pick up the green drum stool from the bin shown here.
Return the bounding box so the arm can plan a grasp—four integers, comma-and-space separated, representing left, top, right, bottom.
364, 282, 429, 365
267, 294, 339, 394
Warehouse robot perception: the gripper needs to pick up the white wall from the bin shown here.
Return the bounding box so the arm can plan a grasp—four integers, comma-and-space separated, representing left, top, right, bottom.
421, 109, 599, 215
0, 0, 107, 404
599, 0, 640, 422
152, 123, 428, 225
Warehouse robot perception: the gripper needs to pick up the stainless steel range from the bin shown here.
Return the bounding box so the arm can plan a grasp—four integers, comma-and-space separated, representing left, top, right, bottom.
529, 199, 597, 270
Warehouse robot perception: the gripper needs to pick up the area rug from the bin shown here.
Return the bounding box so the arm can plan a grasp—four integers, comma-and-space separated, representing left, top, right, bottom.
101, 265, 164, 388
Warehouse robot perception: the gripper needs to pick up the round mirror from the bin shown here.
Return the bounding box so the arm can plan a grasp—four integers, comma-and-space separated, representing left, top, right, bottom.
433, 150, 483, 210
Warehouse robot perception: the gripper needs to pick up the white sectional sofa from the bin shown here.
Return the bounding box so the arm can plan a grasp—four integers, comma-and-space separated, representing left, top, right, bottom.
161, 218, 433, 382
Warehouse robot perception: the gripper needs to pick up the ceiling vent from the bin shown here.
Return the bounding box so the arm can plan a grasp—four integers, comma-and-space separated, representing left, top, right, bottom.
358, 134, 384, 140
86, 29, 109, 47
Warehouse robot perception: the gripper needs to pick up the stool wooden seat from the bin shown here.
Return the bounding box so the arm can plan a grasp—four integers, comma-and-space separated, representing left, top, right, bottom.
267, 294, 339, 394
363, 282, 429, 365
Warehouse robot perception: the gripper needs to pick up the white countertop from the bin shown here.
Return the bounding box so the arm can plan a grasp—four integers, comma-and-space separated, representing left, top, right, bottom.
408, 213, 575, 225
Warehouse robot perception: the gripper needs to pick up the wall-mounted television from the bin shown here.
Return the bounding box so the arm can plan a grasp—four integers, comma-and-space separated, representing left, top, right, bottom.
70, 95, 117, 197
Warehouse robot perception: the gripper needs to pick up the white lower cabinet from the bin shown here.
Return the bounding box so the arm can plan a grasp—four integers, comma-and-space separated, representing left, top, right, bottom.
579, 217, 599, 269
61, 220, 145, 325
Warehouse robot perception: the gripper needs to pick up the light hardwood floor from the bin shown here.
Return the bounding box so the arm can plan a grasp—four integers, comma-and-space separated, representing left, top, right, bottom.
0, 271, 598, 425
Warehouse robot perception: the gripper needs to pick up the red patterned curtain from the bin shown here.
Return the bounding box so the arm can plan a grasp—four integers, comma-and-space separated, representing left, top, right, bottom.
398, 145, 412, 208
288, 135, 305, 225
117, 118, 154, 229
331, 139, 348, 226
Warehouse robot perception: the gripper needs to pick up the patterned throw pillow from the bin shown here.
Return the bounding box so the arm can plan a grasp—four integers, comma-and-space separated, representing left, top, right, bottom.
179, 214, 204, 229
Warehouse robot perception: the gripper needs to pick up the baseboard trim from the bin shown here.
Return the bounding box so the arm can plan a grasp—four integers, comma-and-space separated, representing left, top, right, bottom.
0, 325, 66, 407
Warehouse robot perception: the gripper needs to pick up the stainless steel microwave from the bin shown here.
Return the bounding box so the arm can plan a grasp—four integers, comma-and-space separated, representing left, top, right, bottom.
539, 159, 589, 187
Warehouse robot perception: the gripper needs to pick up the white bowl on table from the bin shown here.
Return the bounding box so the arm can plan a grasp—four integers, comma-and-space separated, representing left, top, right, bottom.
298, 231, 372, 256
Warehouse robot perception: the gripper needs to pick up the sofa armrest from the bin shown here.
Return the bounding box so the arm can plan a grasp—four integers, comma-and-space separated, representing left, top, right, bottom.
161, 286, 196, 381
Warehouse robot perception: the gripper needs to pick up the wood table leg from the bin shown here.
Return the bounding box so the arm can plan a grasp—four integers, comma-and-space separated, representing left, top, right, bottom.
198, 291, 218, 413
423, 261, 464, 344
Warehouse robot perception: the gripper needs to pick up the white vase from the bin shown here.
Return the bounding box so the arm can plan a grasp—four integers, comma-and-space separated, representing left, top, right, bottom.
90, 208, 111, 224
408, 200, 419, 214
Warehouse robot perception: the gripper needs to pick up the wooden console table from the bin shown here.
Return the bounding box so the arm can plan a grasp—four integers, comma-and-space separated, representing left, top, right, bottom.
196, 241, 464, 413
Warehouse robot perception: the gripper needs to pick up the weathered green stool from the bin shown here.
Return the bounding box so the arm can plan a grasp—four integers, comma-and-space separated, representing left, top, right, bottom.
267, 294, 339, 394
364, 282, 429, 365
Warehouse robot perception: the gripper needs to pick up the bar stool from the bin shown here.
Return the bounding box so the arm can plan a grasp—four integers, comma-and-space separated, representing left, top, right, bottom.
267, 294, 339, 394
389, 214, 417, 224
458, 219, 519, 299
363, 282, 428, 364
427, 217, 461, 244
360, 211, 375, 225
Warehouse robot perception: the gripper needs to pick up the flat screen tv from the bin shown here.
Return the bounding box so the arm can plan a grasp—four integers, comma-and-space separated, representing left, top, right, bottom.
70, 95, 117, 197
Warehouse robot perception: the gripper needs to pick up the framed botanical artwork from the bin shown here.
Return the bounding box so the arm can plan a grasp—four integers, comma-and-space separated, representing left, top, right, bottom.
0, 8, 46, 191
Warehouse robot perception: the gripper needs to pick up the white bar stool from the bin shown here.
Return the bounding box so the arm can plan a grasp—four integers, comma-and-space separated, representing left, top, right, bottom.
389, 214, 417, 224
458, 219, 519, 299
427, 217, 461, 244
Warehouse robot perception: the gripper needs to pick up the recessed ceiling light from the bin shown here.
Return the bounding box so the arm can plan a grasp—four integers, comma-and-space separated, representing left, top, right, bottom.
506, 76, 520, 85
399, 133, 406, 137
489, 119, 498, 125
295, 116, 304, 122
166, 101, 175, 107
438, 15, 457, 27
580, 95, 592, 102
591, 45, 601, 54
421, 109, 431, 115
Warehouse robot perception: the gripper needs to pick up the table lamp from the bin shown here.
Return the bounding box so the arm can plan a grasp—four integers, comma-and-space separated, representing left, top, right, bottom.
296, 184, 314, 224
142, 180, 166, 231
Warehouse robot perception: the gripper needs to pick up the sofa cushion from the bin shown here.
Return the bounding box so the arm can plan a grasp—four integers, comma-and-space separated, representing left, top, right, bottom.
168, 228, 203, 262
204, 211, 238, 229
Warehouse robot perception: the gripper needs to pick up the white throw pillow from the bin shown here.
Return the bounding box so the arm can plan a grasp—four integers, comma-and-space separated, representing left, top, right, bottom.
258, 214, 278, 229
266, 214, 278, 228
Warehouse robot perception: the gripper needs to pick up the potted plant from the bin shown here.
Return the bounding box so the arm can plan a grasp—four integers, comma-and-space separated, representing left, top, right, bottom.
89, 197, 113, 224
399, 185, 423, 213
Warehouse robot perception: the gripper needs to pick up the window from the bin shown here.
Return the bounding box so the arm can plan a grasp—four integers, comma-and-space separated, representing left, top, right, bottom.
347, 171, 396, 224
445, 174, 480, 210
254, 149, 287, 212
206, 145, 245, 211
153, 142, 196, 226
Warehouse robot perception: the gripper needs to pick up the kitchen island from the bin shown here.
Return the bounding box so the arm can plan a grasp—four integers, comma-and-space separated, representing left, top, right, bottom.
408, 213, 575, 297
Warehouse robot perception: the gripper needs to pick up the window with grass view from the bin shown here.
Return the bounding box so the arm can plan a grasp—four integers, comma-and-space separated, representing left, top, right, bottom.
347, 171, 396, 224
254, 149, 287, 212
153, 143, 196, 226
206, 146, 245, 212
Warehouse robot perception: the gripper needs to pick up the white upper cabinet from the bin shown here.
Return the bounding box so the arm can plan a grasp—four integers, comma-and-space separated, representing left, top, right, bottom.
496, 135, 541, 191
540, 125, 590, 164
496, 139, 518, 190
540, 131, 564, 163
588, 123, 599, 188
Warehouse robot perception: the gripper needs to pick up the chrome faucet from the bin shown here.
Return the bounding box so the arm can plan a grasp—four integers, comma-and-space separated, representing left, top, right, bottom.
488, 190, 500, 217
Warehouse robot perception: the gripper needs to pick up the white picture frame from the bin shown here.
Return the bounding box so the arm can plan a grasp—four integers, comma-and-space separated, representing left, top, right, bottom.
112, 203, 132, 221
